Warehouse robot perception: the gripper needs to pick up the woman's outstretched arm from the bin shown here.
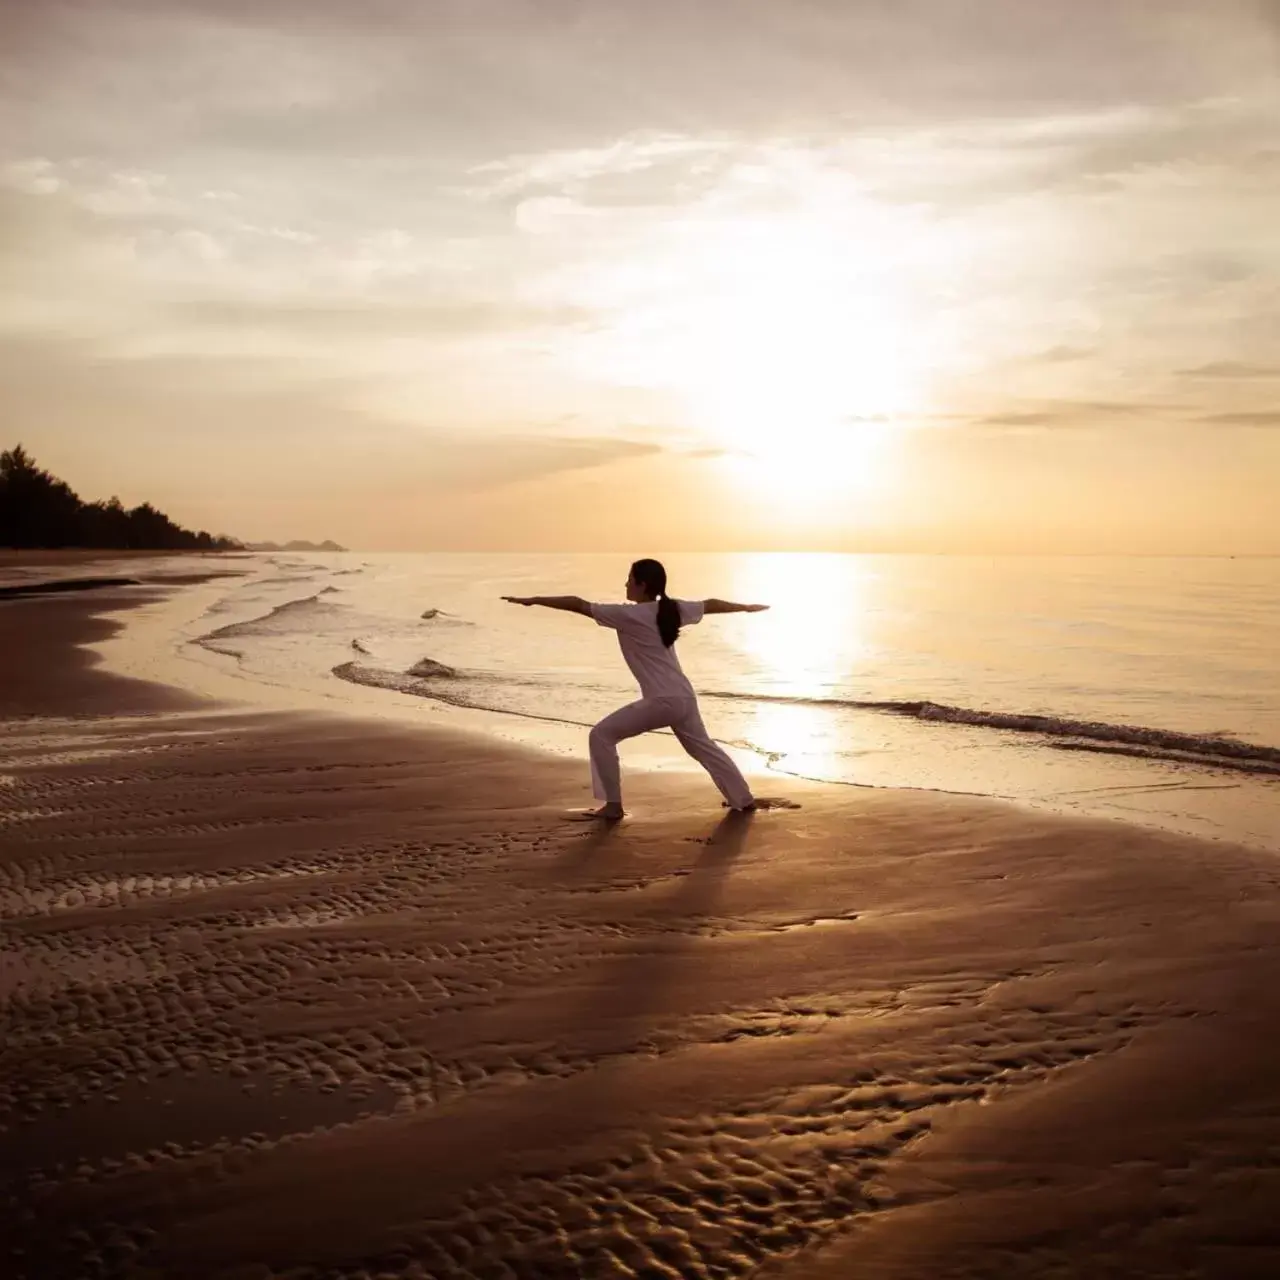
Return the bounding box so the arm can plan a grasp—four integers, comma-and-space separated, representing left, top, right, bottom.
502, 595, 591, 615
703, 599, 769, 614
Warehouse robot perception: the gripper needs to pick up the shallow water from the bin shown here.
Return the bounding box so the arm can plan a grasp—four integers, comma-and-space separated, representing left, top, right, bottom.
101, 551, 1280, 851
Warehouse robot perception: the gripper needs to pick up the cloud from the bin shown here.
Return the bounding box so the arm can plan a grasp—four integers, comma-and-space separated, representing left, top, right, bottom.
0, 332, 664, 510
1039, 97, 1279, 191
1033, 344, 1097, 363
10, 0, 1278, 173
0, 173, 601, 421
819, 94, 1280, 218
2, 157, 64, 195
974, 412, 1059, 428
4, 0, 1279, 550
174, 297, 596, 339
1199, 410, 1280, 426
428, 435, 662, 489
971, 400, 1171, 430
1070, 400, 1164, 415
468, 134, 735, 199
1180, 360, 1280, 378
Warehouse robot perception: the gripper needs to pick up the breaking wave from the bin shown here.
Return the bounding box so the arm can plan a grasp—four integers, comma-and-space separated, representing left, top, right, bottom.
332, 661, 458, 697
200, 579, 1279, 784
703, 692, 1280, 777
330, 661, 593, 735
193, 589, 340, 658
328, 655, 1280, 781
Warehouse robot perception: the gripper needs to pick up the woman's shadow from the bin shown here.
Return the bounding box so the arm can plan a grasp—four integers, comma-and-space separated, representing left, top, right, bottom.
551, 815, 629, 875
570, 807, 756, 1033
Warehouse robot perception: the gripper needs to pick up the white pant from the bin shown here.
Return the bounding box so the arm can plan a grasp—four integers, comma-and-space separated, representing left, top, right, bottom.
588, 695, 755, 809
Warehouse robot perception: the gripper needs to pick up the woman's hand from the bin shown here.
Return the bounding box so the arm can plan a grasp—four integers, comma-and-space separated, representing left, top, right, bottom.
743, 603, 770, 612
501, 596, 534, 606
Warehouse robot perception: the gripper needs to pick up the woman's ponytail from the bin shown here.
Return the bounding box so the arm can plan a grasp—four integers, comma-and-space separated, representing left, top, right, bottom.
631, 558, 681, 648
655, 593, 681, 648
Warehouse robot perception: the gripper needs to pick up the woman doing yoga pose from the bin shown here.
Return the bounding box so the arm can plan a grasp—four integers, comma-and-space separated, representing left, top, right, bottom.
503, 558, 769, 820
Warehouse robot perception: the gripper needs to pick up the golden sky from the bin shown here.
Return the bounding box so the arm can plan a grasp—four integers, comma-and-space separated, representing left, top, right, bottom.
2, 0, 1279, 551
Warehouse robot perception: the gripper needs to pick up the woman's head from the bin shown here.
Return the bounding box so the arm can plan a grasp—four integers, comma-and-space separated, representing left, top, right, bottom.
626, 558, 666, 601
627, 558, 681, 647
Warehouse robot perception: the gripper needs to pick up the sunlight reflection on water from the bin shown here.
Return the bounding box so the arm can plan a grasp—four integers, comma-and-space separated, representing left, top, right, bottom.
725, 553, 876, 694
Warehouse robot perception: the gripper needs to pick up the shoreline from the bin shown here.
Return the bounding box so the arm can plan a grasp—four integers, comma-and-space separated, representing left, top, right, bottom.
83, 559, 1280, 855
88, 561, 793, 804
0, 583, 214, 719
4, 581, 1280, 1276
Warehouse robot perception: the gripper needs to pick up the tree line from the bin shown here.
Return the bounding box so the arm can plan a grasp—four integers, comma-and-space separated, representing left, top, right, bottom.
0, 446, 241, 551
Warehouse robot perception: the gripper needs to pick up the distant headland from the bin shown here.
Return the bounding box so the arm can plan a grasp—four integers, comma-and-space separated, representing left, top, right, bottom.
245, 539, 348, 552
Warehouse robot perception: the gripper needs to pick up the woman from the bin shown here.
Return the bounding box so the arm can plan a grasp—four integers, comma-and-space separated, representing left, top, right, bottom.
503, 558, 769, 820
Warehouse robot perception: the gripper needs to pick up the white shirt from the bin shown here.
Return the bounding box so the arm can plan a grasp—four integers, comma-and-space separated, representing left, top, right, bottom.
589, 599, 705, 699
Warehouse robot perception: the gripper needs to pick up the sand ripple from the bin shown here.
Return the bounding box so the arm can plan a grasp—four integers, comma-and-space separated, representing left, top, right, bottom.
3, 711, 1278, 1278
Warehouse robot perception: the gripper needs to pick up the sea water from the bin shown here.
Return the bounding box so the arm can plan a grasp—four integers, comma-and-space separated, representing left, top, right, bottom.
98, 552, 1280, 852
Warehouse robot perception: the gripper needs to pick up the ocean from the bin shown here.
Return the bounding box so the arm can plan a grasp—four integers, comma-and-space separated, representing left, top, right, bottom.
95, 551, 1280, 852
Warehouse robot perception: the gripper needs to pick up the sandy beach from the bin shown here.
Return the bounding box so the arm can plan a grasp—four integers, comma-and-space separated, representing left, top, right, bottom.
4, 580, 1280, 1280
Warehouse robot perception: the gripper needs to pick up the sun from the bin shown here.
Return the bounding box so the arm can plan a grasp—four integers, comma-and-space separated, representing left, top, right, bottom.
565, 206, 926, 505
680, 221, 915, 409
550, 184, 936, 513
718, 417, 902, 511
665, 214, 921, 504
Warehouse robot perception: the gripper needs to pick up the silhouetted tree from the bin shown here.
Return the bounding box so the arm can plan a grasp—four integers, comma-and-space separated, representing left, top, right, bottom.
0, 445, 241, 551
0, 445, 82, 547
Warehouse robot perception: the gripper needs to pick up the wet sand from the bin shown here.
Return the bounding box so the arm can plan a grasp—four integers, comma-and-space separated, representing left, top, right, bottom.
3, 586, 1280, 1279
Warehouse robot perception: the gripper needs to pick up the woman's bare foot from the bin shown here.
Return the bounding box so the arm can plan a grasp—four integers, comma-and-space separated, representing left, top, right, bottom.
568, 803, 625, 822
724, 797, 801, 812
